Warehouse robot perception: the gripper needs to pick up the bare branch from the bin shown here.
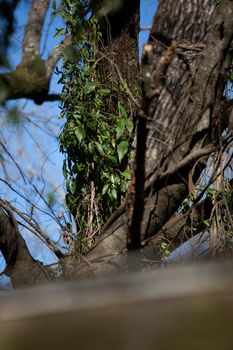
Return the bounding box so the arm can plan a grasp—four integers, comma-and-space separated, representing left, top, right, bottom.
0, 198, 64, 259
0, 141, 27, 184
23, 0, 50, 61
0, 204, 53, 288
46, 36, 72, 79
145, 144, 216, 192
140, 26, 152, 31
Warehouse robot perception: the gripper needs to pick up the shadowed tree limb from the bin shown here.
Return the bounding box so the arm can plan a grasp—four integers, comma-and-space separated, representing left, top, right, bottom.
0, 0, 70, 104
0, 198, 64, 260
0, 206, 53, 288
46, 36, 72, 79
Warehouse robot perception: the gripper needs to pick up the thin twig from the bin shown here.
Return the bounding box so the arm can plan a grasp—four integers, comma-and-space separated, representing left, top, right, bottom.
0, 141, 27, 184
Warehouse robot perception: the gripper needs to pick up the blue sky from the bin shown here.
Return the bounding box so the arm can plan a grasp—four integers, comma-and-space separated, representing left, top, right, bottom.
0, 0, 158, 280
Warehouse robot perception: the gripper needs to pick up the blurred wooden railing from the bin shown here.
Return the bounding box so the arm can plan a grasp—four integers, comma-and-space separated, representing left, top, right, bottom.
0, 259, 233, 350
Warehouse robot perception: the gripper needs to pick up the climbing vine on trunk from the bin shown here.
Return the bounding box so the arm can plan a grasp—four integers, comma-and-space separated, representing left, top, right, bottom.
59, 1, 137, 252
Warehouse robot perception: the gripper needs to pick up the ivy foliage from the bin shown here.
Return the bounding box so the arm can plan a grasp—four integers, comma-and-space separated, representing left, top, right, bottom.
58, 0, 134, 250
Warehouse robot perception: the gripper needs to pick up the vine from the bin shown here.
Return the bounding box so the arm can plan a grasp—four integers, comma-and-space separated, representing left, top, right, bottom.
58, 1, 134, 252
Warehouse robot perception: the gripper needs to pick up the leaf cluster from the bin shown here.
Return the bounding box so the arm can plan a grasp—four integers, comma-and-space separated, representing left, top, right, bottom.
59, 2, 133, 250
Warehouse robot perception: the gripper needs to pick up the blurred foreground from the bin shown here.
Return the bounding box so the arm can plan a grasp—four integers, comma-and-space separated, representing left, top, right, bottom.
0, 259, 233, 350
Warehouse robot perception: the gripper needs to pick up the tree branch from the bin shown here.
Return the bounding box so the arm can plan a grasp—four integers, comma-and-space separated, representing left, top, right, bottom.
0, 198, 64, 260
22, 0, 50, 62
46, 36, 72, 79
0, 205, 53, 288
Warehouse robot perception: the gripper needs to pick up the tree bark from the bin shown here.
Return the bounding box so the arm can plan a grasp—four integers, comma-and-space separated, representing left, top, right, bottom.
0, 207, 52, 288
75, 0, 233, 276
0, 0, 70, 104
97, 0, 140, 115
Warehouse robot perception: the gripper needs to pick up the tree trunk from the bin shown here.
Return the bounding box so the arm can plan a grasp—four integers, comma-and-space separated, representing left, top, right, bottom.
0, 208, 52, 288
97, 0, 140, 115
76, 0, 233, 276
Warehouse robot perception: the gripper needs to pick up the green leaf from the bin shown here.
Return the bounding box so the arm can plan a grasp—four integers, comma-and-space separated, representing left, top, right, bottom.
76, 162, 85, 171
114, 174, 121, 184
98, 88, 111, 95
116, 118, 125, 139
62, 160, 67, 179
54, 28, 65, 38
118, 102, 127, 117
120, 183, 127, 193
110, 173, 115, 184
7, 106, 20, 125
111, 139, 116, 148
74, 113, 81, 121
117, 140, 129, 163
47, 192, 55, 207
52, 0, 56, 10
111, 188, 117, 200
75, 126, 86, 143
95, 142, 104, 155
101, 170, 110, 180
125, 120, 134, 133
85, 82, 96, 94
88, 142, 94, 154
102, 184, 109, 195
0, 83, 9, 104
62, 47, 80, 63
122, 170, 132, 180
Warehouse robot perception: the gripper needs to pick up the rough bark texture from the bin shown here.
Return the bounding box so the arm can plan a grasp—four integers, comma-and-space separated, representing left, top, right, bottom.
74, 0, 233, 277
0, 208, 52, 288
22, 0, 49, 62
0, 0, 69, 104
140, 0, 233, 239
97, 0, 140, 115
